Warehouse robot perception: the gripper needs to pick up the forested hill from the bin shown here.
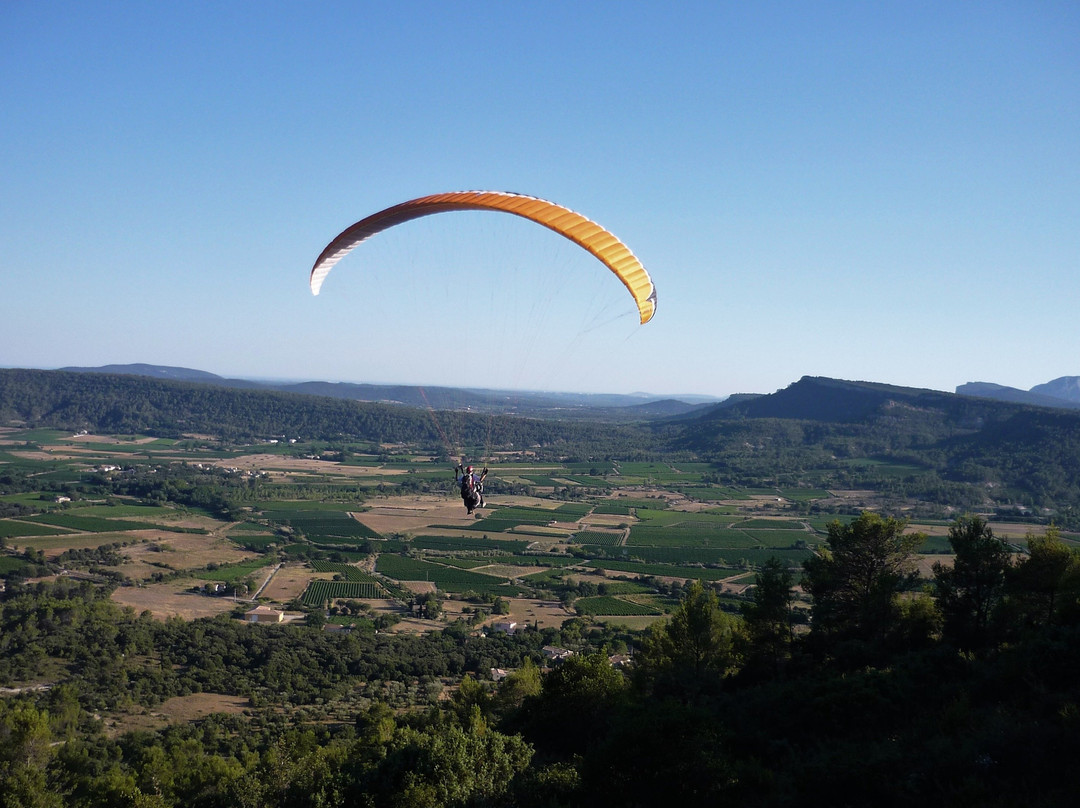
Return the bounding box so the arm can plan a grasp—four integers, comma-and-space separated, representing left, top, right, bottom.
698, 375, 993, 422
0, 369, 649, 456
669, 376, 1080, 519
687, 375, 1080, 426
681, 376, 1080, 454
50, 362, 712, 417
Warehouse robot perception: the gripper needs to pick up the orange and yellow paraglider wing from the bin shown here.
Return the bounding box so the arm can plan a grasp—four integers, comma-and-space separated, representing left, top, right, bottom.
309, 191, 656, 324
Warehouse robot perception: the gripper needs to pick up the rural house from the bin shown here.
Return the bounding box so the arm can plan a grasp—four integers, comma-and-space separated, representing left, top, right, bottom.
245, 605, 284, 623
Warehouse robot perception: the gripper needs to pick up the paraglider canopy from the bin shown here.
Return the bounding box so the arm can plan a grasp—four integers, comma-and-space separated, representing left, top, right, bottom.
309, 191, 657, 324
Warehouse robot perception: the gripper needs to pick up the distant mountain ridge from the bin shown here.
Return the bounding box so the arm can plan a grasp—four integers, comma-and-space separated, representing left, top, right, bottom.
59, 363, 226, 383
1031, 376, 1080, 402
50, 362, 718, 418
956, 376, 1080, 410
692, 376, 976, 424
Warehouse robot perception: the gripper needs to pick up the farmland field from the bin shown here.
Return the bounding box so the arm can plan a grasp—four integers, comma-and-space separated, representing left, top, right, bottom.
262, 508, 381, 542
554, 502, 594, 516
591, 546, 745, 565
572, 530, 623, 546
375, 554, 524, 596
229, 534, 279, 551
585, 559, 745, 581
736, 518, 807, 530
4, 421, 1050, 645
634, 509, 742, 526
591, 503, 632, 515
198, 558, 276, 583
302, 579, 386, 605
0, 556, 33, 574
412, 535, 531, 553
627, 525, 760, 548
0, 519, 70, 539
26, 513, 174, 533
308, 560, 382, 583
575, 595, 661, 616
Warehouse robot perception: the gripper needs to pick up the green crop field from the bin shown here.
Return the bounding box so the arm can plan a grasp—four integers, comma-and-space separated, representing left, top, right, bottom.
412, 535, 531, 553
627, 525, 760, 548
58, 503, 176, 519
563, 475, 615, 487
264, 509, 381, 540
591, 546, 742, 565
0, 520, 70, 539
261, 500, 364, 513
575, 596, 661, 616
554, 502, 594, 516
669, 462, 716, 473
607, 547, 811, 568
433, 557, 495, 570
375, 554, 523, 595
596, 580, 654, 595
599, 498, 669, 511
482, 506, 558, 524
230, 535, 278, 551
591, 503, 632, 515
919, 535, 953, 553
198, 558, 275, 582
779, 488, 831, 502
736, 519, 806, 530
307, 560, 381, 582
0, 556, 34, 574
520, 475, 569, 487
676, 487, 747, 501
635, 509, 742, 527
26, 513, 166, 533
4, 428, 69, 443
449, 519, 535, 534
727, 548, 814, 566
572, 530, 623, 546
0, 492, 48, 506
302, 579, 386, 605
740, 529, 816, 548
584, 559, 743, 580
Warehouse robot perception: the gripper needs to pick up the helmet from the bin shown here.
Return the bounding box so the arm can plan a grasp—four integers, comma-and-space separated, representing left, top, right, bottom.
465, 466, 473, 473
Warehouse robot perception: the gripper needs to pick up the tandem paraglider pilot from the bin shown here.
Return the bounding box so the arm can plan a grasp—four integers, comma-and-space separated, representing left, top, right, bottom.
454, 463, 488, 514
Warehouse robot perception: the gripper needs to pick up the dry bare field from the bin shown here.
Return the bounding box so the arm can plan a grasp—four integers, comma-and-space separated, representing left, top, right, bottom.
258, 562, 330, 602
471, 564, 548, 579
582, 513, 634, 527
354, 496, 476, 534
104, 693, 250, 736
14, 532, 134, 557
352, 492, 569, 535
482, 596, 573, 631
114, 533, 255, 579
210, 454, 408, 477
400, 580, 437, 594
111, 580, 241, 620
68, 434, 160, 445
590, 614, 665, 630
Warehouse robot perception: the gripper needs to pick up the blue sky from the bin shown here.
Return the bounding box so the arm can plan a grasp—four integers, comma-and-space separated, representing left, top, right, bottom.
2, 2, 1077, 397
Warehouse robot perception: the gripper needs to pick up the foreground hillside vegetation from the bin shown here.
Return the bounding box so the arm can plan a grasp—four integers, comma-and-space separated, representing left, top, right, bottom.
2, 370, 1080, 805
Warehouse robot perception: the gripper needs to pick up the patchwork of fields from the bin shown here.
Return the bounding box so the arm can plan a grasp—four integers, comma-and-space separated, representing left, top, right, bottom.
5, 425, 1067, 630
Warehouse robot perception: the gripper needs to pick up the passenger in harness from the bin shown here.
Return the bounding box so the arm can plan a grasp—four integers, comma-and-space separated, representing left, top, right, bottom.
454, 463, 488, 514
